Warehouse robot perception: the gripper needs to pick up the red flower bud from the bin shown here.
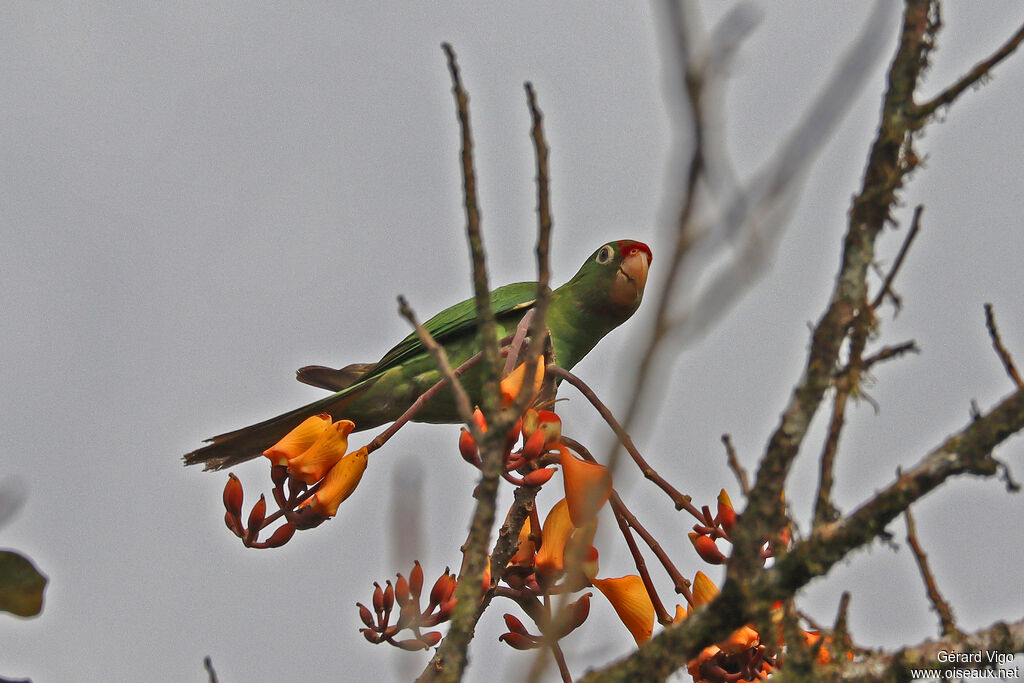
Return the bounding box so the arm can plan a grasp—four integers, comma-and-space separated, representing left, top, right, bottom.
522, 467, 555, 487
503, 613, 531, 636
716, 489, 736, 534
442, 573, 457, 603
223, 473, 244, 520
420, 631, 442, 648
244, 495, 267, 545
263, 522, 296, 548
690, 532, 727, 565
566, 592, 592, 633
357, 602, 376, 629
428, 569, 452, 612
472, 407, 487, 432
410, 561, 424, 600
395, 573, 410, 606
499, 632, 540, 650
382, 580, 395, 613
372, 582, 385, 615
521, 428, 547, 463
459, 428, 480, 466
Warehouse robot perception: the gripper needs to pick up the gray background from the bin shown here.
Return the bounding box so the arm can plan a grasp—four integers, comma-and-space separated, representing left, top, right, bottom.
2, 3, 1023, 681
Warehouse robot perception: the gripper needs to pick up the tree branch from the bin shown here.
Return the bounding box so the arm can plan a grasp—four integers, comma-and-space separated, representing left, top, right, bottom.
914, 20, 1024, 121
904, 506, 958, 639
985, 303, 1023, 388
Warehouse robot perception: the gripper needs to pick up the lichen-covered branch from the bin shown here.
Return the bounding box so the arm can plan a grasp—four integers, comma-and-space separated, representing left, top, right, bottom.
582, 385, 1024, 682
731, 0, 940, 576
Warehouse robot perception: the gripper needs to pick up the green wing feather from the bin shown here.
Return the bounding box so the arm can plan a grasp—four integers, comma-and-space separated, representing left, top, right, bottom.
368, 281, 537, 376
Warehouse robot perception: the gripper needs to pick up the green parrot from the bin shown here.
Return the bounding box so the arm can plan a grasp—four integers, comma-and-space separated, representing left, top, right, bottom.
184, 239, 651, 470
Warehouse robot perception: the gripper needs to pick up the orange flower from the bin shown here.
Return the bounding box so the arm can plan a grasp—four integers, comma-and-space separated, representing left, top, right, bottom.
509, 516, 536, 567
500, 357, 546, 405
591, 575, 655, 645
535, 499, 574, 577
685, 572, 769, 683
672, 604, 688, 624
558, 446, 612, 526
721, 625, 760, 653
287, 419, 356, 485
803, 630, 853, 664
263, 414, 332, 465
690, 570, 719, 610
307, 446, 368, 517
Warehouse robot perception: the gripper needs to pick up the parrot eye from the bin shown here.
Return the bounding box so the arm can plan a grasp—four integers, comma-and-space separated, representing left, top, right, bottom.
595, 245, 614, 264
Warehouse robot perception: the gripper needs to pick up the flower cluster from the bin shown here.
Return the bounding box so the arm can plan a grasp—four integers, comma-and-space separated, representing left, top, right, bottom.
680, 571, 851, 683
211, 350, 851, 680
222, 415, 369, 548
682, 572, 775, 682
356, 561, 455, 651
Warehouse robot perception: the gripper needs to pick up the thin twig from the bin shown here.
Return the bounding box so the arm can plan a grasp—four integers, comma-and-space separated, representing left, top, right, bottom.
861, 340, 919, 369
813, 382, 850, 528
984, 303, 1023, 388
421, 43, 501, 683
503, 309, 534, 377
720, 434, 750, 498
441, 43, 500, 417
914, 21, 1024, 121
871, 204, 923, 312
203, 656, 219, 683
507, 81, 553, 422
397, 295, 476, 425
904, 507, 959, 639
550, 641, 572, 683
365, 345, 494, 454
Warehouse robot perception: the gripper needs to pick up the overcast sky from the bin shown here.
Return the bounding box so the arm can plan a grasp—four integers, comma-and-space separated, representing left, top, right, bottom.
2, 3, 1024, 681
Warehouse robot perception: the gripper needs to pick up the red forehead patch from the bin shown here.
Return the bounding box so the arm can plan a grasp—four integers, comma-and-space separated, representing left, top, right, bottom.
615, 240, 652, 265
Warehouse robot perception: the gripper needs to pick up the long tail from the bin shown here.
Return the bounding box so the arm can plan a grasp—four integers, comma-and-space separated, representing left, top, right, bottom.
183, 383, 372, 471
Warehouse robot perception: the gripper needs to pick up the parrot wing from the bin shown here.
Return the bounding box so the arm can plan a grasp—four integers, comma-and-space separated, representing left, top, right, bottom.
297, 281, 538, 390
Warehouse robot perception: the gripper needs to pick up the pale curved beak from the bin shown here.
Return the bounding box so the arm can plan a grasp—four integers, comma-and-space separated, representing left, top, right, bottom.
619, 250, 650, 298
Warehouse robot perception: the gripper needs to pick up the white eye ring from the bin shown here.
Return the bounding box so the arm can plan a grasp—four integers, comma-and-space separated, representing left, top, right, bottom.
596, 245, 614, 264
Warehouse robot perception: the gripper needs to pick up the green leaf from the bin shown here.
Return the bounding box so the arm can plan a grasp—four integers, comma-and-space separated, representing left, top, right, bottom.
0, 550, 47, 617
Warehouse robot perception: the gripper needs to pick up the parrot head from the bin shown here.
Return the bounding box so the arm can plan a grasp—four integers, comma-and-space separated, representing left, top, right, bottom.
604, 239, 651, 310
568, 239, 651, 314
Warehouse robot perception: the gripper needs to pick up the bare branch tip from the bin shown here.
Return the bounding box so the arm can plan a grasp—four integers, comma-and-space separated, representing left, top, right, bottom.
984, 302, 1024, 388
